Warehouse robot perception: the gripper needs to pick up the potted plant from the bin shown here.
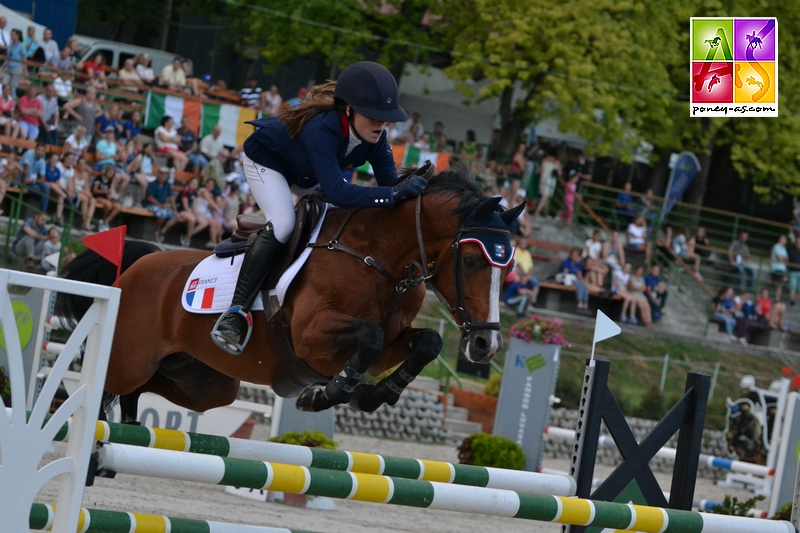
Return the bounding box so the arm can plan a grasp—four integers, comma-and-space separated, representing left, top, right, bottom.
268, 431, 338, 507
457, 433, 526, 470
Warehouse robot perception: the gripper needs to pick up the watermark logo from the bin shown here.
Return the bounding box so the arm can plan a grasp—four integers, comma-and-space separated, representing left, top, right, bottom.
690, 17, 777, 117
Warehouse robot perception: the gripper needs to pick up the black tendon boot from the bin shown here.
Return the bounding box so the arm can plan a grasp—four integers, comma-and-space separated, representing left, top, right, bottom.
211, 224, 283, 355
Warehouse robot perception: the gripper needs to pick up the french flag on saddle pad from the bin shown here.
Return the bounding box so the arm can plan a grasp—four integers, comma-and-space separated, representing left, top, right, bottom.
185, 278, 215, 310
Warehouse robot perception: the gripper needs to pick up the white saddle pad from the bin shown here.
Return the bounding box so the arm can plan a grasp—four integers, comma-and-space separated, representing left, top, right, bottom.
181, 204, 328, 314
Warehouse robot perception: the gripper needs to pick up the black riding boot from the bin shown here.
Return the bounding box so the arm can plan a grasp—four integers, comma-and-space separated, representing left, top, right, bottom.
211, 224, 283, 355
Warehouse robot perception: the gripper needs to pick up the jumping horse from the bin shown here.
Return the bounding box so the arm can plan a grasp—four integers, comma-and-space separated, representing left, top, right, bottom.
55, 165, 524, 421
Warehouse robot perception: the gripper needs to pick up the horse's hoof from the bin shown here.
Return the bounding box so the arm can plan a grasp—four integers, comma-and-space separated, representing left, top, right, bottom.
296, 386, 326, 412
348, 384, 382, 413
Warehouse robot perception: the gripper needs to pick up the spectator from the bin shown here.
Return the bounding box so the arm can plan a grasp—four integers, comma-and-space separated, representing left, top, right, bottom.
37, 83, 59, 145
23, 25, 38, 59
17, 86, 42, 140
177, 115, 207, 172
82, 53, 108, 89
160, 57, 187, 91
12, 212, 49, 269
3, 28, 26, 95
63, 87, 101, 143
154, 116, 188, 171
95, 103, 123, 139
512, 235, 533, 280
533, 147, 560, 218
612, 182, 635, 229
395, 123, 420, 144
628, 265, 653, 326
38, 28, 59, 62
397, 110, 424, 138
583, 230, 609, 288
428, 121, 446, 151
504, 272, 540, 317
95, 125, 120, 171
128, 142, 156, 189
221, 179, 242, 233
179, 59, 203, 96
18, 143, 49, 212
732, 290, 753, 345
644, 264, 668, 321
673, 226, 703, 280
176, 177, 207, 247
559, 248, 589, 313
787, 237, 800, 305
91, 165, 122, 230
509, 143, 526, 180
637, 188, 658, 223
0, 17, 11, 54
711, 287, 737, 341
53, 69, 74, 98
242, 192, 257, 215
626, 214, 648, 256
40, 226, 74, 271
756, 288, 786, 331
134, 53, 157, 86
573, 153, 591, 182
195, 177, 224, 248
0, 151, 21, 214
0, 84, 19, 138
117, 58, 143, 91
144, 166, 183, 243
56, 152, 79, 214
199, 125, 224, 160
613, 263, 638, 324
770, 234, 789, 301
203, 148, 229, 190
44, 152, 68, 222
63, 125, 89, 157
73, 156, 96, 230
238, 77, 262, 108
263, 85, 282, 114
459, 130, 478, 163
286, 87, 307, 108
124, 109, 142, 142
561, 170, 580, 225
728, 231, 756, 289
694, 226, 712, 258
602, 230, 625, 273
42, 46, 73, 79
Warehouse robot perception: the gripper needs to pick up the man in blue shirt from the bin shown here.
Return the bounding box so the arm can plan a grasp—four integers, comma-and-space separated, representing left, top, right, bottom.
559, 248, 590, 313
13, 212, 49, 268
144, 166, 181, 243
612, 182, 634, 230
19, 143, 50, 212
644, 264, 668, 321
504, 272, 540, 317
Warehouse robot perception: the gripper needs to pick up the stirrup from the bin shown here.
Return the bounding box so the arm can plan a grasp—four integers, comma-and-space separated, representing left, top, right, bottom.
210, 306, 253, 356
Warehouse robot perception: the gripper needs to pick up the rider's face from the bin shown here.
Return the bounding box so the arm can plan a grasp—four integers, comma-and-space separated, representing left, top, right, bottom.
350, 109, 386, 144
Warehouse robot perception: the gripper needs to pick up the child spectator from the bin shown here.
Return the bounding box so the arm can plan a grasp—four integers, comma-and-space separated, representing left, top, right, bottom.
503, 272, 540, 317
711, 287, 737, 341
644, 265, 668, 322
559, 248, 589, 314
91, 166, 122, 231
41, 226, 62, 271
561, 170, 579, 225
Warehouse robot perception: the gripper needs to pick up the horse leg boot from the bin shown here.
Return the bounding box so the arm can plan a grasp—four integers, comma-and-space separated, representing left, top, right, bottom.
211, 223, 283, 355
349, 328, 442, 413
296, 322, 384, 412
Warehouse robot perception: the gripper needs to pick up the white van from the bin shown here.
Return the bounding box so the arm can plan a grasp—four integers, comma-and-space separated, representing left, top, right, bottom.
73, 36, 191, 75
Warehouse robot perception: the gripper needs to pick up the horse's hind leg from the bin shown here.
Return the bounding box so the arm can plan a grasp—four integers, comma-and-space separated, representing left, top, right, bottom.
349, 327, 442, 413
119, 392, 141, 424
296, 320, 384, 413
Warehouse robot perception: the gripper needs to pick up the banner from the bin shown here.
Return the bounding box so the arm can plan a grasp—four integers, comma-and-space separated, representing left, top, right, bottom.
660, 151, 701, 222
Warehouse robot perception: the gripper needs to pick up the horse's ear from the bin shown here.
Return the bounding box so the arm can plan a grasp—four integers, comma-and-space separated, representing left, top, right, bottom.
499, 202, 526, 229
469, 196, 503, 221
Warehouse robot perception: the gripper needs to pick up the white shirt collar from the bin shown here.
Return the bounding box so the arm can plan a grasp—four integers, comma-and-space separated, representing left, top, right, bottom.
345, 125, 362, 157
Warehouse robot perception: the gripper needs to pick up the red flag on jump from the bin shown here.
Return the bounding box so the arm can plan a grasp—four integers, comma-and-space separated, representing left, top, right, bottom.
82, 226, 126, 287
793, 375, 800, 390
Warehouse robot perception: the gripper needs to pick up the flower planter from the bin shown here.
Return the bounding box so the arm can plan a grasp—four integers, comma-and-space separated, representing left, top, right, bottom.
450, 388, 497, 433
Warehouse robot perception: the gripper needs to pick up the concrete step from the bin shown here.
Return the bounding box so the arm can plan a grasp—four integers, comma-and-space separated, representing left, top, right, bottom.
409, 376, 441, 392
444, 418, 483, 435
445, 405, 469, 421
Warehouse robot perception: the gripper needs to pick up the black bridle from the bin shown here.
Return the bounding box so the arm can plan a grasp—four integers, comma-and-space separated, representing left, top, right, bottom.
309, 194, 506, 334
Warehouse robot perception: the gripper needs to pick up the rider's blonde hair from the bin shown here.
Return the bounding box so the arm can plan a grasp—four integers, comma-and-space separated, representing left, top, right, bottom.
278, 81, 345, 138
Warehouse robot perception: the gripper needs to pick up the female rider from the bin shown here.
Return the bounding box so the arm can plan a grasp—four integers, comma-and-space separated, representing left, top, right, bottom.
211, 61, 427, 355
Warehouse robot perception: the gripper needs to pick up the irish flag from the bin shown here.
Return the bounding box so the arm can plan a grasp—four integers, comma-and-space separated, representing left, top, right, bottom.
391, 143, 452, 172
145, 92, 202, 133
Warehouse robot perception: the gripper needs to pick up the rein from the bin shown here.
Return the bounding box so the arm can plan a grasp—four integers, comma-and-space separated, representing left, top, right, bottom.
308, 194, 505, 334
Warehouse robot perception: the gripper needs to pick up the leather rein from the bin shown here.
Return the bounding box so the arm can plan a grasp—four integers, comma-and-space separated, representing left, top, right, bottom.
308, 194, 507, 335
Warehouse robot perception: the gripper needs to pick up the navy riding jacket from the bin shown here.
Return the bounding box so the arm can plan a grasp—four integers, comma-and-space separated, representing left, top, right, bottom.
243, 111, 398, 208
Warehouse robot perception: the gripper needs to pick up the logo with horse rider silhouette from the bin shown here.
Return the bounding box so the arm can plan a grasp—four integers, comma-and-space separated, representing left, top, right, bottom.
690, 17, 777, 117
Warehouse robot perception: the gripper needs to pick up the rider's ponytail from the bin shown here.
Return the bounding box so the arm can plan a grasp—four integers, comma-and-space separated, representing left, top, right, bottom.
278, 81, 347, 138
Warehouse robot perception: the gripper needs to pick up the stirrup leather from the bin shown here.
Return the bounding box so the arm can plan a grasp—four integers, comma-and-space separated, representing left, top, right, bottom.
210, 306, 253, 356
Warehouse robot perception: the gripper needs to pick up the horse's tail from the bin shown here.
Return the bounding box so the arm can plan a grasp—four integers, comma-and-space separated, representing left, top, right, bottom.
54, 240, 161, 330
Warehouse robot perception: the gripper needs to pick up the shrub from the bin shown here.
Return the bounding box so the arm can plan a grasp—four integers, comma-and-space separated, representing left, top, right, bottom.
269, 430, 338, 450
483, 373, 502, 397
457, 433, 525, 470
633, 383, 666, 420
710, 495, 765, 516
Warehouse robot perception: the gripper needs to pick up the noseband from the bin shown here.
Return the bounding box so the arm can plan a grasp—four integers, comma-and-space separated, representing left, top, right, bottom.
310, 195, 505, 335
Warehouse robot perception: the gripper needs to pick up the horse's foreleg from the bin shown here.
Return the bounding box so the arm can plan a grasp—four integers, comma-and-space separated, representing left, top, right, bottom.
349, 327, 442, 413
118, 392, 141, 424
295, 321, 384, 413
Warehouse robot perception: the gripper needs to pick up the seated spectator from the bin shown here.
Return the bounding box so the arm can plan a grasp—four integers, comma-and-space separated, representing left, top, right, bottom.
644, 265, 668, 321
626, 215, 648, 256
176, 177, 207, 247
160, 57, 187, 91
38, 28, 59, 63
82, 53, 108, 89
506, 235, 533, 285
23, 25, 39, 59
95, 126, 120, 171
154, 116, 188, 171
180, 59, 203, 96
242, 192, 258, 215
44, 152, 68, 223
18, 143, 49, 212
40, 226, 74, 271
91, 165, 122, 230
199, 125, 223, 161
429, 121, 446, 151
263, 85, 282, 115
123, 109, 142, 142
732, 290, 754, 345
693, 226, 712, 258
602, 230, 625, 273
203, 148, 229, 190
628, 266, 653, 326
787, 237, 800, 305
37, 83, 59, 146
134, 53, 157, 86
194, 178, 224, 248
96, 104, 124, 139
238, 77, 262, 108
672, 226, 703, 279
711, 287, 737, 341
56, 152, 80, 216
63, 125, 89, 158
127, 142, 156, 189
770, 234, 789, 301
73, 156, 96, 230
0, 151, 21, 214
12, 212, 49, 269
655, 225, 673, 262
222, 180, 242, 233
459, 130, 478, 163
0, 84, 19, 138
177, 115, 207, 172
17, 86, 43, 141
144, 166, 183, 243
63, 87, 101, 143
395, 123, 419, 144
3, 29, 26, 95
613, 263, 637, 324
53, 69, 74, 98
42, 46, 73, 79
559, 248, 589, 313
504, 272, 540, 317
286, 87, 307, 108
583, 230, 609, 288
728, 231, 756, 289
637, 188, 657, 223
117, 58, 143, 91
756, 288, 787, 331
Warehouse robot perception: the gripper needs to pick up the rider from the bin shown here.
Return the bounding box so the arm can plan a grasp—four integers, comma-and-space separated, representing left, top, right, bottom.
211, 61, 428, 355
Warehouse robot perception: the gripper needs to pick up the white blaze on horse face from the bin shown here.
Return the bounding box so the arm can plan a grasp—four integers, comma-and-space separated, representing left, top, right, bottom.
489, 266, 501, 352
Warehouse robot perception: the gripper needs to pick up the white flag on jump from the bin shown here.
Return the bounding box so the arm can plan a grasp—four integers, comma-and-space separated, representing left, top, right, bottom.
593, 310, 621, 344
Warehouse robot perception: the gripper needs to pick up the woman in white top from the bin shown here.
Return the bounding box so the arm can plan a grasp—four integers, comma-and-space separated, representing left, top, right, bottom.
135, 53, 156, 86
154, 116, 188, 171
602, 230, 626, 272
583, 230, 609, 287
63, 125, 90, 158
264, 85, 282, 115
626, 214, 649, 260
533, 147, 561, 218
127, 142, 157, 189
613, 263, 638, 324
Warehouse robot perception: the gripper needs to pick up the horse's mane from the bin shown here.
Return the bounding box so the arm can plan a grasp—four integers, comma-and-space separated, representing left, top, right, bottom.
402, 163, 485, 225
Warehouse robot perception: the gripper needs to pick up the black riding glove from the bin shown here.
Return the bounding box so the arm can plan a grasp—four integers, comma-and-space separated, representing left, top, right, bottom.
392, 176, 427, 203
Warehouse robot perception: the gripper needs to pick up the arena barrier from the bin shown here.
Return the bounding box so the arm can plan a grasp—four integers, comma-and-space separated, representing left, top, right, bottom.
93, 442, 795, 533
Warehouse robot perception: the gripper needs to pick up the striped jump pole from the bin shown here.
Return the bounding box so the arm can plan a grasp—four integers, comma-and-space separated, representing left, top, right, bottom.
98, 443, 796, 533
47, 415, 575, 497
30, 503, 319, 533
544, 426, 774, 477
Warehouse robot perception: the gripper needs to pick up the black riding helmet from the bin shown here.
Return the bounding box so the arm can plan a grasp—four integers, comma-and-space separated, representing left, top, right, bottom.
334, 61, 408, 123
